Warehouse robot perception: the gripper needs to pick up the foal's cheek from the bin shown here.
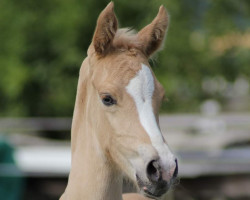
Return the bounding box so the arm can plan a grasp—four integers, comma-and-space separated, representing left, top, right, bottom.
104, 110, 122, 132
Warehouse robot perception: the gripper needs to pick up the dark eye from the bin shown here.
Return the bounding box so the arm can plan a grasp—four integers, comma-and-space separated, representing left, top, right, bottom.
102, 95, 116, 106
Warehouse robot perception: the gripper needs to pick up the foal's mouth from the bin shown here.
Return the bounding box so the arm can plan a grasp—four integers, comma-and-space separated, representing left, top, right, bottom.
143, 186, 169, 199
136, 174, 170, 199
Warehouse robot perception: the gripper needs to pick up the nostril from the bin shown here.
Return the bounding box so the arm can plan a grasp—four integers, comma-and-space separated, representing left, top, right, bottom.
146, 160, 160, 182
173, 158, 178, 178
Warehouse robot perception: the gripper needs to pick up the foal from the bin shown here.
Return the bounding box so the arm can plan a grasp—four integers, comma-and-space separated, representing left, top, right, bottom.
60, 2, 178, 200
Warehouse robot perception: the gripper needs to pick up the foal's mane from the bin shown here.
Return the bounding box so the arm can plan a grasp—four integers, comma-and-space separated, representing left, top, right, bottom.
112, 27, 164, 61
112, 28, 141, 52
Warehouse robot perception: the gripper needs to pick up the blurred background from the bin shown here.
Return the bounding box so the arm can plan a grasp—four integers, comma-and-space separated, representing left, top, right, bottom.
0, 0, 250, 199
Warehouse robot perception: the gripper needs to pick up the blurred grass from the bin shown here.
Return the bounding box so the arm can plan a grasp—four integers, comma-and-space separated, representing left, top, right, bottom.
0, 0, 250, 116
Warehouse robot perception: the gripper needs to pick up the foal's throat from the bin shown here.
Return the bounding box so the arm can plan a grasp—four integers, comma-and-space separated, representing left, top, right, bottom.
66, 134, 123, 200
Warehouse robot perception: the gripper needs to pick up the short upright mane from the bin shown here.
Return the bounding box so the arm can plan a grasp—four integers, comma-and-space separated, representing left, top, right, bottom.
112, 28, 141, 52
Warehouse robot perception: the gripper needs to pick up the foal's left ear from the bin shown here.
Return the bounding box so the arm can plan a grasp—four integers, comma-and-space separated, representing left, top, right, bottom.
93, 2, 118, 55
138, 6, 168, 57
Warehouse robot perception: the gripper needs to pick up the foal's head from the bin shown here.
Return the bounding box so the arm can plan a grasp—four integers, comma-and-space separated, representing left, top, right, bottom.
83, 2, 178, 198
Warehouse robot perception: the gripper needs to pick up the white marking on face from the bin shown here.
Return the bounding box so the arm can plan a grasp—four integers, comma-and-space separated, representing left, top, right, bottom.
126, 64, 174, 167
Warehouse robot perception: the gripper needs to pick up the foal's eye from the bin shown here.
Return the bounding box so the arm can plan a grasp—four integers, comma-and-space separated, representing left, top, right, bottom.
101, 95, 116, 106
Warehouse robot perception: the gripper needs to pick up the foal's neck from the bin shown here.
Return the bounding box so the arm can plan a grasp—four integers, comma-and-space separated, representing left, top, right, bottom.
62, 58, 123, 200
65, 132, 123, 200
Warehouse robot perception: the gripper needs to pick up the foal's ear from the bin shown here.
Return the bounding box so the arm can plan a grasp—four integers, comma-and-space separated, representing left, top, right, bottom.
138, 6, 168, 57
93, 2, 118, 55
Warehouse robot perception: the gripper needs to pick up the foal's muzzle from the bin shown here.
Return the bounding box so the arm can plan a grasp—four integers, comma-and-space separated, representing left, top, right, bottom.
137, 159, 178, 198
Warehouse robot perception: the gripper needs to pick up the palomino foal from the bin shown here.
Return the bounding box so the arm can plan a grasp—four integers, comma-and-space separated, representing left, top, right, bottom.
60, 2, 178, 200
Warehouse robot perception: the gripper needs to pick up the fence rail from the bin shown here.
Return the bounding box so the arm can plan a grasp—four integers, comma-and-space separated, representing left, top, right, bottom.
0, 113, 250, 178
1, 112, 250, 132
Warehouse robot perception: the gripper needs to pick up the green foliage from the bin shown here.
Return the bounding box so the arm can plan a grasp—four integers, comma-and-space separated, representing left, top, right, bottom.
0, 0, 250, 116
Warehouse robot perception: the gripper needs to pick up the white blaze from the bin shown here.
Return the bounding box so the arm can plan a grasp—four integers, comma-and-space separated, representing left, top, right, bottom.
126, 64, 174, 166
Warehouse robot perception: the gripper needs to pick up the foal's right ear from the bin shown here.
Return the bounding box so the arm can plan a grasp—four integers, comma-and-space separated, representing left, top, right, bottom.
93, 2, 118, 55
